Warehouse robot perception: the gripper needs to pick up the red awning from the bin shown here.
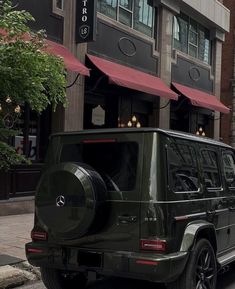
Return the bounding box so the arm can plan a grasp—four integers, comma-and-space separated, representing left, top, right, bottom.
0, 29, 89, 76
87, 54, 178, 100
45, 40, 90, 76
172, 82, 230, 114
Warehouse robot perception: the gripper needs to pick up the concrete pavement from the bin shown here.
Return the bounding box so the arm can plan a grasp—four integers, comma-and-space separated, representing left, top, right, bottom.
0, 213, 40, 288
0, 213, 33, 260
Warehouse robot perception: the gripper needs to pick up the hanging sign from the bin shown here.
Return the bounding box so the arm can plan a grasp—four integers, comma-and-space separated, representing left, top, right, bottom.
76, 0, 97, 43
92, 105, 105, 126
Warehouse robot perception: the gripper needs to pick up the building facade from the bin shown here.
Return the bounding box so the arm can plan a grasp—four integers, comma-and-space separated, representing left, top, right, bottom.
221, 0, 235, 146
0, 0, 230, 199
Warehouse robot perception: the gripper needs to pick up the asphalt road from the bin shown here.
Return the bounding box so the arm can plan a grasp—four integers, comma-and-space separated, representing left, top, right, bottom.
19, 263, 235, 289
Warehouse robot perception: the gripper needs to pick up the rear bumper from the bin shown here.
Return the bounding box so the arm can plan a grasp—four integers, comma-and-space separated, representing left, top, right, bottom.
26, 242, 188, 283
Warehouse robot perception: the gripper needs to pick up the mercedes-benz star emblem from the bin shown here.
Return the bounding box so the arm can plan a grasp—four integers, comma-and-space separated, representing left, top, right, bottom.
56, 195, 66, 207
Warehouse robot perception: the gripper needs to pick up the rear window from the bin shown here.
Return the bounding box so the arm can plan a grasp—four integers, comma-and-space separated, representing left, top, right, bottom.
60, 142, 138, 191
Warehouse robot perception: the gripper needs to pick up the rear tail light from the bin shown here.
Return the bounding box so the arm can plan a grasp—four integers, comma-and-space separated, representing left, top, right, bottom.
31, 231, 48, 241
140, 239, 167, 252
27, 248, 44, 254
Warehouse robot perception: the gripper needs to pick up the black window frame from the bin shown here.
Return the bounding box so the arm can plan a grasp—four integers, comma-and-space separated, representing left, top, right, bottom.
97, 0, 155, 38
173, 13, 211, 64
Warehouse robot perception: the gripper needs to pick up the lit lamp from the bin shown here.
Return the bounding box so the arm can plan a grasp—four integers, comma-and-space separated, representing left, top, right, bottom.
127, 120, 132, 127
5, 96, 12, 103
127, 115, 141, 128
14, 105, 21, 114
132, 115, 137, 123
196, 127, 206, 137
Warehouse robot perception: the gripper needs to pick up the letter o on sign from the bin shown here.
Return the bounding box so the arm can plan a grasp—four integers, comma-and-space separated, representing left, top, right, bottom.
82, 15, 87, 22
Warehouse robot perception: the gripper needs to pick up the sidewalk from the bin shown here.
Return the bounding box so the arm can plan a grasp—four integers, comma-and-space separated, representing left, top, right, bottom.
0, 213, 40, 288
0, 214, 33, 260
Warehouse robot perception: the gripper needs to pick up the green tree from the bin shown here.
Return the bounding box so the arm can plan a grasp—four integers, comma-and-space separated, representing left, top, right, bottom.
0, 0, 67, 170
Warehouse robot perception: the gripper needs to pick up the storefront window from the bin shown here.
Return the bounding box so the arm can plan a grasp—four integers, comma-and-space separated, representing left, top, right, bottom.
173, 13, 211, 64
14, 105, 51, 162
97, 0, 154, 37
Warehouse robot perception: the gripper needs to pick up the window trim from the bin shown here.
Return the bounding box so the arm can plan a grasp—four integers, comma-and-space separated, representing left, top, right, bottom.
52, 0, 64, 17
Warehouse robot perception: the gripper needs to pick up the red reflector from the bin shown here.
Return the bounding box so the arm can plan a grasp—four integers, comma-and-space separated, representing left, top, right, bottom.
136, 260, 158, 266
82, 139, 116, 144
174, 216, 188, 221
31, 231, 48, 241
27, 248, 44, 254
140, 239, 166, 252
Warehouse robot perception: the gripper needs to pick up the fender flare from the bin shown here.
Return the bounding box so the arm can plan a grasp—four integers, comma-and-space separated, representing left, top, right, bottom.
180, 220, 217, 252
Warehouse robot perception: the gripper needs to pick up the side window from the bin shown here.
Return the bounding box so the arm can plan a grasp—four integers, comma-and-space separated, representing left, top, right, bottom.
223, 151, 235, 188
201, 150, 221, 189
167, 142, 199, 192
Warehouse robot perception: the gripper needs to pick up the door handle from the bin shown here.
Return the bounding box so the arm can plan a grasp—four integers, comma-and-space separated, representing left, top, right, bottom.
207, 210, 216, 220
118, 215, 137, 224
229, 207, 235, 212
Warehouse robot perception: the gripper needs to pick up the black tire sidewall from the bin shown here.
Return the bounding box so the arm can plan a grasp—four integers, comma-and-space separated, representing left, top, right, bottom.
184, 238, 217, 289
166, 238, 217, 289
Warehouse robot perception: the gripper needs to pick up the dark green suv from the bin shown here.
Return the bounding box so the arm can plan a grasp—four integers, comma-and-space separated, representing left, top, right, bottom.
26, 128, 235, 289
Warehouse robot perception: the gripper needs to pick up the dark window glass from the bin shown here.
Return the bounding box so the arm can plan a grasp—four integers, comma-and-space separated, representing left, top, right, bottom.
97, 0, 118, 20
173, 13, 211, 64
201, 150, 221, 188
134, 0, 153, 37
173, 14, 188, 54
119, 6, 132, 26
223, 152, 235, 188
168, 143, 199, 192
198, 26, 210, 63
97, 0, 154, 37
56, 0, 63, 9
119, 0, 132, 10
61, 142, 138, 191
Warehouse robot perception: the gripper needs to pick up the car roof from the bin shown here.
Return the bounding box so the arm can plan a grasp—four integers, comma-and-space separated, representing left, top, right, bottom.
52, 128, 232, 149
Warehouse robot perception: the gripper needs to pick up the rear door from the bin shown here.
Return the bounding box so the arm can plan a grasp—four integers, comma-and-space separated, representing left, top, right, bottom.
222, 149, 235, 249
199, 146, 230, 252
59, 131, 144, 252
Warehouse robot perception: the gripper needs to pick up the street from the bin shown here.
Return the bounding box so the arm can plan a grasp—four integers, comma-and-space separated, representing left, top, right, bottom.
18, 263, 235, 289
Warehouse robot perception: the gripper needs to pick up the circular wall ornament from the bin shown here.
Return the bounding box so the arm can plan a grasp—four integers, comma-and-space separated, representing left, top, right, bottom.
189, 66, 201, 82
118, 37, 137, 57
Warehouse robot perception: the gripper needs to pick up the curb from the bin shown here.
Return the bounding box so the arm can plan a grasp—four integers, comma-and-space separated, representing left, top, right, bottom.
0, 262, 40, 289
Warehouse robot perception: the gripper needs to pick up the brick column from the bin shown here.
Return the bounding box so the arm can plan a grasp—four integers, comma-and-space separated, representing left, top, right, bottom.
63, 0, 86, 131
213, 39, 223, 140
158, 7, 174, 129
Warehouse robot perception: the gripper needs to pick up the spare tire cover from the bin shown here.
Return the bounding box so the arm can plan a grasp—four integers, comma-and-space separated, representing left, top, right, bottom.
35, 162, 106, 240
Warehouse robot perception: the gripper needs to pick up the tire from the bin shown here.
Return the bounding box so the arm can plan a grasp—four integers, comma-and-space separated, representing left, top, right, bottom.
166, 238, 217, 289
41, 267, 87, 289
